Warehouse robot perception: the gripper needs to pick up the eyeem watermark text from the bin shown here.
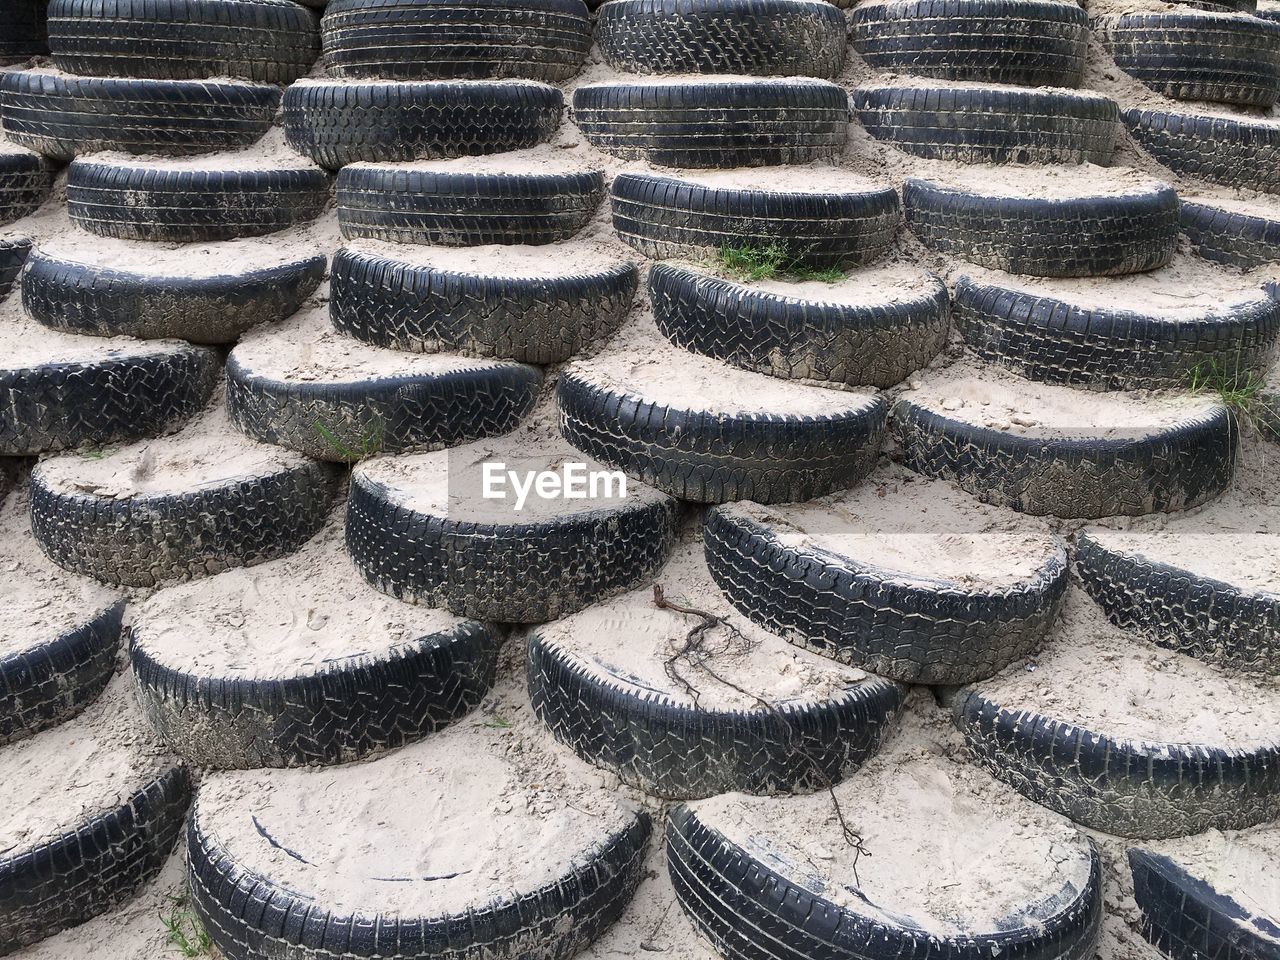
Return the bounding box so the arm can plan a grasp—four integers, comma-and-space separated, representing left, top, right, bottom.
482, 462, 628, 511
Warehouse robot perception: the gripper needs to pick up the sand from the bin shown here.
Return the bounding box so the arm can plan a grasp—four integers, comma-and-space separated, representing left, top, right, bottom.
355, 424, 669, 522
678, 260, 943, 307
130, 509, 470, 676
341, 235, 631, 279
690, 697, 1094, 936
971, 587, 1280, 745
576, 74, 841, 90
0, 675, 174, 857
725, 464, 1065, 588
659, 165, 890, 195
1183, 193, 1280, 221
536, 537, 875, 711
344, 145, 600, 177
0, 484, 120, 657
32, 396, 311, 499
1152, 827, 1280, 921
79, 129, 321, 172
34, 230, 326, 277
900, 359, 1224, 437
0, 311, 183, 368
912, 163, 1171, 199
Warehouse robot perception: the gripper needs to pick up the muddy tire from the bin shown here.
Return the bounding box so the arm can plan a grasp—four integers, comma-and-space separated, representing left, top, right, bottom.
594, 0, 846, 78
902, 177, 1180, 277
0, 600, 122, 747
1181, 199, 1280, 269
0, 149, 53, 225
0, 238, 31, 301
0, 72, 280, 160
1093, 12, 1280, 108
336, 167, 604, 245
329, 246, 637, 363
0, 343, 219, 455
47, 0, 320, 83
66, 160, 329, 243
29, 458, 342, 588
648, 262, 948, 388
21, 249, 326, 343
852, 85, 1119, 165
571, 80, 849, 168
1124, 107, 1280, 194
283, 79, 563, 170
610, 171, 900, 266
953, 689, 1280, 838
704, 503, 1069, 684
850, 0, 1089, 86
953, 274, 1280, 390
322, 0, 590, 82
892, 396, 1237, 517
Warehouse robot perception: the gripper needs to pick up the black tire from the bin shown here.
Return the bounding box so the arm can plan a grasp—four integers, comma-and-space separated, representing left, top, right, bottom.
1181, 199, 1280, 269
226, 351, 542, 462
892, 394, 1237, 518
21, 247, 326, 343
594, 0, 846, 78
0, 0, 48, 64
902, 177, 1180, 277
1075, 530, 1280, 676
283, 80, 563, 170
130, 616, 501, 768
953, 688, 1280, 838
47, 0, 320, 83
29, 454, 342, 588
704, 503, 1069, 684
66, 159, 330, 243
188, 778, 651, 960
953, 274, 1280, 390
850, 0, 1089, 86
528, 629, 905, 799
346, 461, 680, 623
322, 0, 591, 82
557, 367, 887, 504
1093, 12, 1280, 108
648, 262, 949, 388
1124, 107, 1280, 194
610, 171, 900, 267
852, 85, 1119, 165
0, 238, 32, 301
0, 71, 280, 161
0, 600, 122, 746
0, 342, 219, 455
667, 804, 1104, 960
328, 246, 637, 363
1129, 849, 1278, 960
571, 80, 849, 168
336, 166, 604, 245
0, 149, 53, 225
0, 764, 189, 953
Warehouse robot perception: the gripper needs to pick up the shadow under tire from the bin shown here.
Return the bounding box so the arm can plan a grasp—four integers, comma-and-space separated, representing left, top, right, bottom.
0, 150, 53, 225
0, 239, 31, 300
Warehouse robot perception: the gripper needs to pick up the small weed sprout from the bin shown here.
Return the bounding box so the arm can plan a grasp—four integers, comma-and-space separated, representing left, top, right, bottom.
161, 895, 213, 958
313, 416, 386, 461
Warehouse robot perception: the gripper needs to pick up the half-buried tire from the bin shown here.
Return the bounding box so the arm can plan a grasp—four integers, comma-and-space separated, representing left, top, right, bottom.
129, 514, 501, 768
610, 169, 900, 266
0, 238, 31, 301
66, 154, 329, 243
649, 262, 948, 388
29, 403, 342, 588
283, 79, 563, 170
893, 362, 1236, 518
336, 154, 604, 245
667, 720, 1104, 960
346, 430, 680, 623
953, 589, 1280, 838
704, 467, 1070, 684
0, 322, 219, 455
1075, 503, 1280, 676
1124, 107, 1280, 194
558, 327, 886, 504
0, 677, 189, 953
902, 169, 1180, 277
1180, 197, 1280, 268
953, 259, 1280, 390
227, 308, 541, 461
0, 146, 53, 225
187, 715, 651, 959
329, 241, 637, 363
572, 78, 849, 168
0, 71, 280, 160
529, 540, 906, 799
852, 85, 1119, 165
21, 236, 326, 343
0, 486, 122, 746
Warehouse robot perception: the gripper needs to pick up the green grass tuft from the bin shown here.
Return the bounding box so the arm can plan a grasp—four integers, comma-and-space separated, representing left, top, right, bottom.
313, 417, 385, 461
1187, 356, 1267, 431
712, 243, 847, 284
161, 895, 213, 958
